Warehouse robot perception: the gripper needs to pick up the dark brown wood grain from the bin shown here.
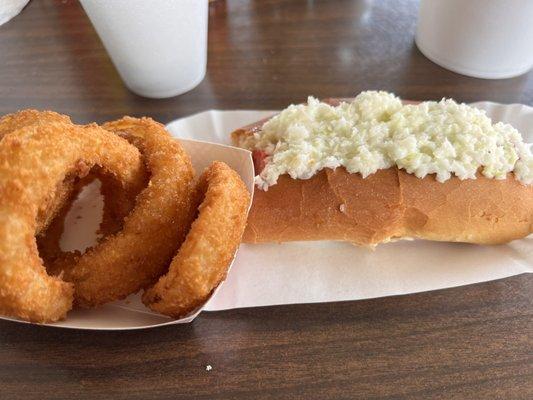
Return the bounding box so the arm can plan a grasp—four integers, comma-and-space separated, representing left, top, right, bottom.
0, 1, 532, 399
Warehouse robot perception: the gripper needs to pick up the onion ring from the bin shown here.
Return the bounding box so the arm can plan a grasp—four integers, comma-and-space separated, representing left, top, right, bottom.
50, 117, 196, 308
0, 109, 71, 138
0, 110, 75, 232
37, 169, 145, 270
0, 121, 146, 322
142, 161, 251, 318
37, 174, 98, 265
0, 111, 147, 269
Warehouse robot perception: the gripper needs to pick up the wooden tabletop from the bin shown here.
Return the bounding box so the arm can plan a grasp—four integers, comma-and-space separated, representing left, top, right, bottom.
0, 1, 532, 398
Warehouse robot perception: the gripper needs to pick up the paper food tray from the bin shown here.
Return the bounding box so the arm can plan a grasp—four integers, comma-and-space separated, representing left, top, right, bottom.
0, 139, 254, 330
167, 102, 532, 312
2, 101, 531, 330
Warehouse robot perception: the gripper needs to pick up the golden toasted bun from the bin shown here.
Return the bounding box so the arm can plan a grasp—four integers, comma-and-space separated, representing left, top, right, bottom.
232, 102, 533, 246
242, 167, 532, 246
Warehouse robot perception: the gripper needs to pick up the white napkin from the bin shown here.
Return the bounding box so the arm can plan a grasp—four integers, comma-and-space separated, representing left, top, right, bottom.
0, 0, 29, 26
166, 103, 532, 311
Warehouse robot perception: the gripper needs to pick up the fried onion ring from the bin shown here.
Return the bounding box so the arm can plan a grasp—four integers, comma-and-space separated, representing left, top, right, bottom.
50, 117, 196, 308
0, 121, 146, 322
0, 110, 75, 233
0, 109, 70, 138
142, 161, 251, 318
38, 170, 146, 270
0, 110, 147, 270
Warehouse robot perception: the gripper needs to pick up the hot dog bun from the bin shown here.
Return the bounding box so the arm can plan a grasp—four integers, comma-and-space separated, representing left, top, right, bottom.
240, 167, 532, 246
232, 101, 533, 246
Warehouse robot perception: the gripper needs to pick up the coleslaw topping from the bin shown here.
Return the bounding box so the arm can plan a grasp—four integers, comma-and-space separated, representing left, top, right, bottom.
239, 91, 532, 189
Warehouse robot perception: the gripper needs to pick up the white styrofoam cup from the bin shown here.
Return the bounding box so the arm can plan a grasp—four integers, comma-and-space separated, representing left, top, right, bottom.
416, 0, 533, 79
80, 0, 208, 98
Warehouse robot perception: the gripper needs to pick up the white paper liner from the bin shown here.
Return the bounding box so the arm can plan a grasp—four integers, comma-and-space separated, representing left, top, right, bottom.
2, 101, 531, 330
0, 0, 29, 26
166, 102, 532, 312
0, 139, 254, 330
